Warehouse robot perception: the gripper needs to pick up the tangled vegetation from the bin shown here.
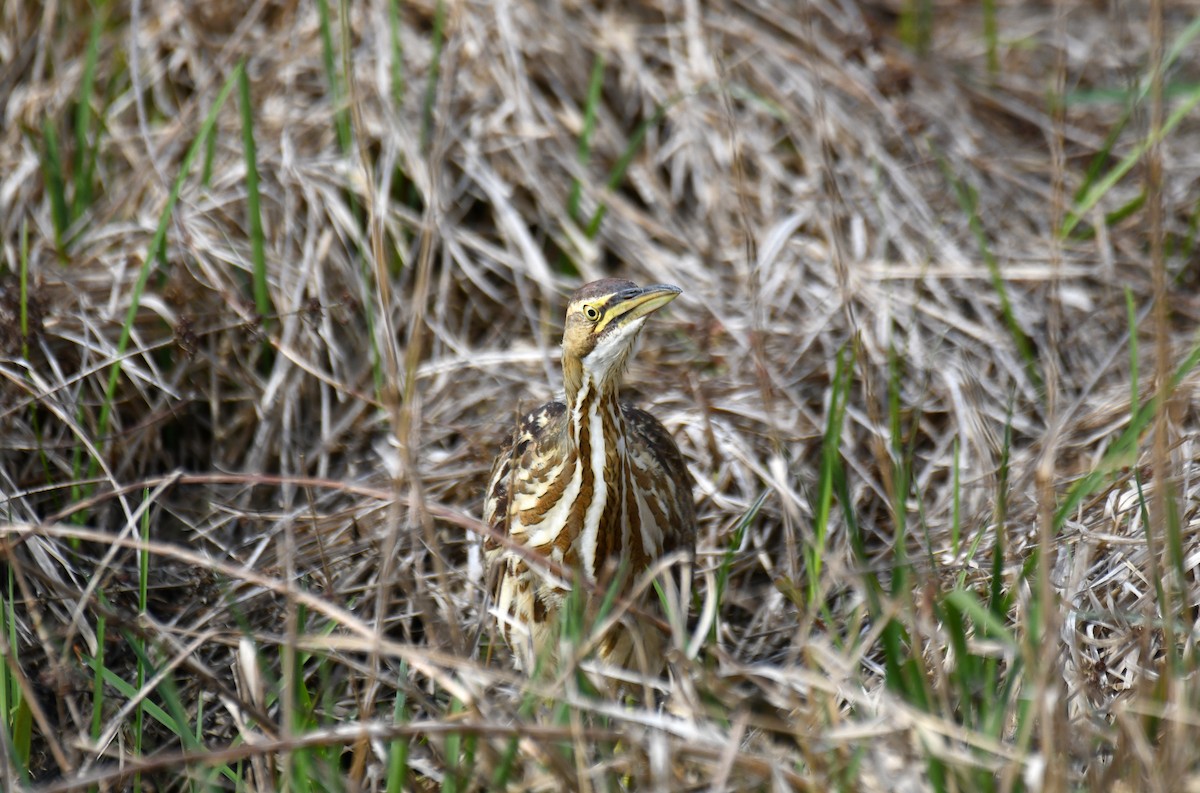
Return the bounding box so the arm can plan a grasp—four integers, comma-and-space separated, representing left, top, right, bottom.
2, 0, 1199, 790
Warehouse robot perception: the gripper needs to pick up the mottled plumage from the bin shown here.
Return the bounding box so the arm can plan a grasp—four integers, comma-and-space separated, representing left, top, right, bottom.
483, 279, 695, 673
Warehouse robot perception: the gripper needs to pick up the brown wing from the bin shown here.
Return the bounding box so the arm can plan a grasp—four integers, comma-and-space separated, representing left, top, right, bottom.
482, 400, 569, 664
482, 400, 568, 554
620, 404, 696, 556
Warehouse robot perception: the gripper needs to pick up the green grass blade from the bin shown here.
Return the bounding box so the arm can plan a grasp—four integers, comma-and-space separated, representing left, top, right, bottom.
91, 614, 106, 743
584, 100, 669, 239
1, 567, 31, 778
991, 397, 1013, 614
898, 0, 931, 54
940, 159, 1043, 395
202, 128, 217, 188
10, 702, 32, 781
442, 699, 465, 793
1062, 82, 1200, 237
1055, 334, 1200, 528
0, 586, 8, 734
888, 339, 909, 568
944, 590, 1016, 649
72, 3, 105, 220
385, 664, 410, 793
1073, 110, 1130, 210
1131, 473, 1170, 642
87, 652, 182, 743
1103, 191, 1147, 230
808, 343, 852, 603
578, 83, 707, 239
593, 559, 629, 628
569, 53, 605, 224
388, 0, 406, 106
316, 0, 352, 155
1126, 287, 1139, 408
1163, 481, 1187, 631
422, 0, 446, 152
1183, 195, 1200, 260
981, 0, 998, 74
238, 67, 273, 332
41, 119, 69, 247
144, 662, 202, 748
1063, 20, 1200, 241
18, 220, 30, 360
1163, 17, 1200, 68
109, 640, 239, 789
715, 489, 767, 606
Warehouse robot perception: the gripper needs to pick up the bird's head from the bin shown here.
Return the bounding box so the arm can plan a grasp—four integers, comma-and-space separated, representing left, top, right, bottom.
560, 278, 681, 402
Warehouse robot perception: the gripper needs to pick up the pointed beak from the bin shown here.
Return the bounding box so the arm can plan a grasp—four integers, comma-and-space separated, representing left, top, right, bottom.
604, 284, 681, 331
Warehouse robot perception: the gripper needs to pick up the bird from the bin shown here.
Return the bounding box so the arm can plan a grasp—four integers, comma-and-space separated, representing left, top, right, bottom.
482, 278, 695, 676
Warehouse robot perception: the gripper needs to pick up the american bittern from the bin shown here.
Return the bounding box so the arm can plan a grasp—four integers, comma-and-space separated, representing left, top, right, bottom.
483, 278, 695, 673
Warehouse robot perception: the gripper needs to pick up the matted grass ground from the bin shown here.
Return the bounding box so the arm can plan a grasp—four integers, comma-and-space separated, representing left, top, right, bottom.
2, 0, 1200, 790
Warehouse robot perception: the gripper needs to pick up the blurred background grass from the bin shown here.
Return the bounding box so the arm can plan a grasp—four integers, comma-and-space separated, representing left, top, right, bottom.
2, 0, 1200, 790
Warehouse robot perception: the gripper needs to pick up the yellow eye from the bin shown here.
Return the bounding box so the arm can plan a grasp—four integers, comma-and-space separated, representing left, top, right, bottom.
583, 305, 600, 321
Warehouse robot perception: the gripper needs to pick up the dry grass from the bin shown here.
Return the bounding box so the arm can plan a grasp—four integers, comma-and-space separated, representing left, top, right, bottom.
3, 0, 1200, 790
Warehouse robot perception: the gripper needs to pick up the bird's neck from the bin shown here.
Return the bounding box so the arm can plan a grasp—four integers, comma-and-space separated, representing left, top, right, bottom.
565, 372, 626, 459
